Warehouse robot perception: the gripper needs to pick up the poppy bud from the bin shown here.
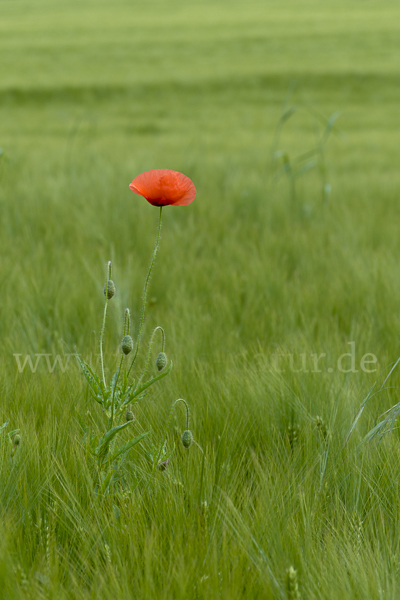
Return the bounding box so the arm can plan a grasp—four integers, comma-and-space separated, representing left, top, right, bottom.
103, 280, 116, 299
13, 434, 21, 446
121, 335, 134, 355
181, 430, 193, 449
155, 352, 167, 371
125, 410, 135, 422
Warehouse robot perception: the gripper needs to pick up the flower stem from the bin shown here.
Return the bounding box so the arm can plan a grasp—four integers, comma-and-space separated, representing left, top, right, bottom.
135, 326, 165, 390
140, 398, 190, 499
110, 353, 124, 430
128, 207, 163, 379
99, 300, 108, 387
99, 262, 112, 388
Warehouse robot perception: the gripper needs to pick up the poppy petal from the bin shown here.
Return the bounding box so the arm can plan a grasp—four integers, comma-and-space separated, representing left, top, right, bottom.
129, 169, 196, 207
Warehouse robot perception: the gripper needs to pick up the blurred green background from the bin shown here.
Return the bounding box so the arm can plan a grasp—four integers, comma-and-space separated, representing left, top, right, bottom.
2, 1, 400, 598
2, 0, 400, 361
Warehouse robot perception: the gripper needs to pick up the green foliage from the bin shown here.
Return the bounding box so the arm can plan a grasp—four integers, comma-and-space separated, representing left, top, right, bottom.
270, 98, 341, 204
75, 243, 186, 497
2, 0, 400, 598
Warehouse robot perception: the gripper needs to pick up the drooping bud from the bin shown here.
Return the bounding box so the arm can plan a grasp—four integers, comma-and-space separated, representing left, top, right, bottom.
181, 430, 193, 449
155, 352, 167, 371
104, 280, 116, 299
125, 410, 135, 422
13, 434, 21, 446
121, 335, 134, 355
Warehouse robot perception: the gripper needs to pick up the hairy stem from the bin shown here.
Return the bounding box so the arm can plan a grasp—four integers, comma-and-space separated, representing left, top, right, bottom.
128, 207, 163, 379
135, 326, 165, 390
140, 398, 190, 499
110, 353, 124, 430
99, 300, 108, 387
99, 263, 112, 388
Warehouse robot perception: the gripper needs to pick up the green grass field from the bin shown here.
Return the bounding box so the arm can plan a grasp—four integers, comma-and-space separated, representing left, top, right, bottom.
2, 0, 400, 597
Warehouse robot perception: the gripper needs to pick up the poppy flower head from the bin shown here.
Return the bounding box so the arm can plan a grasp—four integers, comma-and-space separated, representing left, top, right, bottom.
129, 169, 196, 207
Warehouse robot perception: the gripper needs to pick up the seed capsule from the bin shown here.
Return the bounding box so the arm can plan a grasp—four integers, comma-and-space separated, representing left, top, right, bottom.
125, 410, 135, 422
121, 335, 134, 355
103, 280, 116, 299
181, 430, 193, 449
155, 352, 167, 371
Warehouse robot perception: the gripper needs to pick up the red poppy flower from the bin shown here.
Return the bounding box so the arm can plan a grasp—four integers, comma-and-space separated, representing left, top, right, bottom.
129, 169, 196, 207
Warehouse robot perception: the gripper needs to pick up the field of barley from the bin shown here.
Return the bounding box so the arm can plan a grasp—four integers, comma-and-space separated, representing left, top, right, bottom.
1, 0, 400, 598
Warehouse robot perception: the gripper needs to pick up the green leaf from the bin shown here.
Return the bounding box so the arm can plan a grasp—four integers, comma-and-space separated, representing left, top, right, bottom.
75, 354, 103, 401
95, 421, 132, 460
75, 411, 88, 434
296, 160, 317, 177
99, 470, 115, 496
110, 369, 120, 393
345, 357, 400, 445
123, 362, 173, 407
90, 434, 99, 451
102, 389, 112, 409
280, 105, 298, 125
110, 432, 149, 462
79, 355, 103, 389
123, 369, 128, 392
320, 110, 342, 146
121, 385, 134, 405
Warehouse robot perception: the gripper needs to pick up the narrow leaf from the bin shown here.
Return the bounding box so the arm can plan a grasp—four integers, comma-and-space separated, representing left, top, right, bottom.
110, 432, 149, 462
110, 369, 120, 393
95, 421, 132, 459
75, 354, 103, 399
125, 361, 173, 405
99, 470, 115, 496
